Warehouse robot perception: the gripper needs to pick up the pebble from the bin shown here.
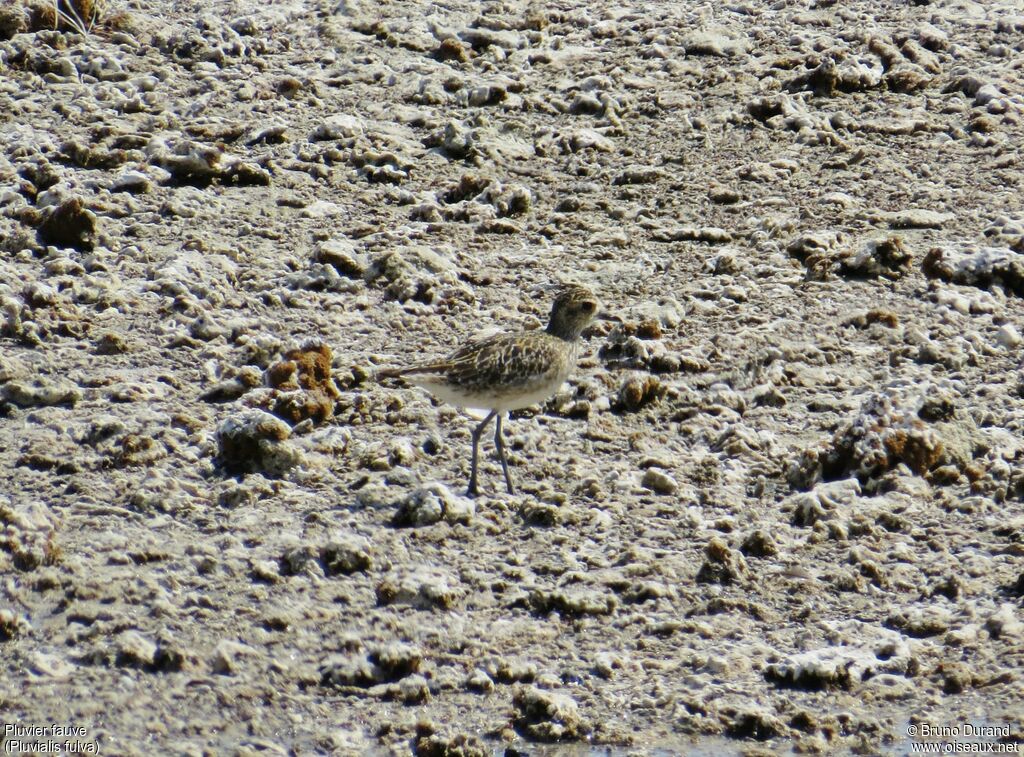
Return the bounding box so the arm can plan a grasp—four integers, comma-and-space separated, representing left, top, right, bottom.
110, 170, 152, 194
641, 467, 678, 495
996, 324, 1021, 349
320, 537, 373, 575
465, 669, 495, 693
393, 482, 475, 527
215, 410, 305, 476
1, 379, 81, 407
210, 639, 256, 674
376, 568, 462, 610
878, 209, 954, 229
512, 686, 591, 742
923, 245, 1024, 297
985, 604, 1024, 639
116, 631, 158, 668
0, 609, 31, 641
695, 537, 749, 585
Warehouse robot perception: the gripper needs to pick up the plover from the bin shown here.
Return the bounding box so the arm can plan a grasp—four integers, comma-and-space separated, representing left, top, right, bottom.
378, 284, 600, 496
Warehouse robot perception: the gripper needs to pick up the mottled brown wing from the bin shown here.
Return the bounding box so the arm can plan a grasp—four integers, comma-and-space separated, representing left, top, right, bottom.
439, 333, 567, 393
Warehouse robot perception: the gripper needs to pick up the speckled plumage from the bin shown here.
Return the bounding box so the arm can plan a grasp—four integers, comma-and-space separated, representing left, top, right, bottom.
388, 331, 577, 411
379, 285, 600, 496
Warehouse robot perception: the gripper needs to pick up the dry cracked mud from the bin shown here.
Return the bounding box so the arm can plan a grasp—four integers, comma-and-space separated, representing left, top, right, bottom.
2, 0, 1024, 754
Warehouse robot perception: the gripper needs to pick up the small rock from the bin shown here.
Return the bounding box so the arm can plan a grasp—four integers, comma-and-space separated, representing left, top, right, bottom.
616, 374, 666, 412
741, 529, 779, 557
316, 238, 367, 278
0, 609, 30, 641
529, 588, 616, 617
116, 631, 158, 668
922, 245, 1024, 296
695, 537, 748, 584
35, 197, 97, 250
465, 669, 495, 692
641, 467, 677, 495
1, 378, 81, 408
985, 604, 1024, 639
280, 545, 324, 578
397, 673, 430, 703
111, 171, 152, 194
376, 567, 462, 609
394, 483, 475, 527
512, 686, 591, 742
215, 410, 304, 476
210, 640, 256, 674
310, 114, 364, 140
879, 209, 953, 229
320, 537, 372, 575
996, 324, 1021, 349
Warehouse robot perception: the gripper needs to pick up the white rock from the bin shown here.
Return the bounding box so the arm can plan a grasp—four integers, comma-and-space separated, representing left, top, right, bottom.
986, 604, 1024, 639
211, 640, 257, 674
397, 482, 475, 526
111, 170, 152, 193
310, 114, 364, 140
973, 83, 1002, 106
28, 652, 76, 679
300, 200, 345, 218
641, 467, 678, 495
996, 324, 1021, 348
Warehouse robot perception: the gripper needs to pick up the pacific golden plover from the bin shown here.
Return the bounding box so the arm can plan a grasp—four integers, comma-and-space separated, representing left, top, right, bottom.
378, 284, 601, 496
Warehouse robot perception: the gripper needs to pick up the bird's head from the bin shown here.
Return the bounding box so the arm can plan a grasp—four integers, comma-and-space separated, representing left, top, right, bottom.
546, 284, 600, 340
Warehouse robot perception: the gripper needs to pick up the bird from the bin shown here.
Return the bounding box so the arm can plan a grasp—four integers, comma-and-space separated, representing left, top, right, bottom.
377, 284, 601, 496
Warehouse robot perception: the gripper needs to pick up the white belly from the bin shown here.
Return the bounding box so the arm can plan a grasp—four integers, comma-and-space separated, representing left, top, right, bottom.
409, 375, 567, 411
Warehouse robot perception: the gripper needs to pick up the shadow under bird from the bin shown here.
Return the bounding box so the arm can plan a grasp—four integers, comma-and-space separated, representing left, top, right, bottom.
377, 285, 602, 496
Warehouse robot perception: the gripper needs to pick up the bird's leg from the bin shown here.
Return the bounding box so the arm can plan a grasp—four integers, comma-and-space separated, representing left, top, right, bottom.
494, 412, 515, 495
467, 410, 497, 497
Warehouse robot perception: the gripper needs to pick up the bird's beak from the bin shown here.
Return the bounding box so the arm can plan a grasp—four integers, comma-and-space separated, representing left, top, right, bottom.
597, 311, 622, 323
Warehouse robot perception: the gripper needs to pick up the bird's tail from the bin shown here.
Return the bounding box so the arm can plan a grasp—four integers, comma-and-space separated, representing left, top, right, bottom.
375, 363, 449, 381
374, 366, 407, 380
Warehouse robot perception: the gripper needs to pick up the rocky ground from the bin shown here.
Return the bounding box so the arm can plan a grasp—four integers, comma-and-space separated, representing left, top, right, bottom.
2, 0, 1024, 754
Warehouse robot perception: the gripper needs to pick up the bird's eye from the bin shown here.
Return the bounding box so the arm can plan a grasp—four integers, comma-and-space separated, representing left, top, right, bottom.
580, 301, 596, 313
